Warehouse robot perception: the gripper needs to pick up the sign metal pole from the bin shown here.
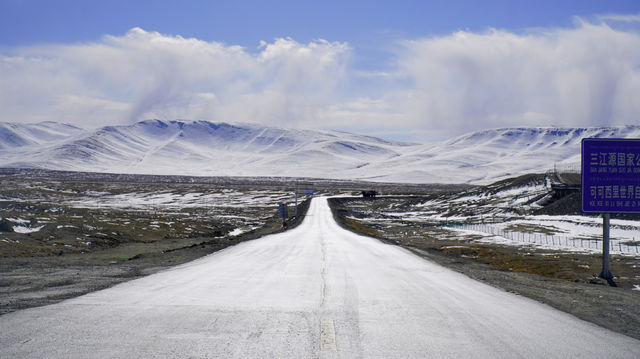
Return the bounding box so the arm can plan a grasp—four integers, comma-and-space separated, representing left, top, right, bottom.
599, 213, 613, 280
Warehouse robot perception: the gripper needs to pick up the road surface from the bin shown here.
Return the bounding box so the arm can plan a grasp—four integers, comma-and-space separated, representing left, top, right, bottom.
1, 197, 639, 358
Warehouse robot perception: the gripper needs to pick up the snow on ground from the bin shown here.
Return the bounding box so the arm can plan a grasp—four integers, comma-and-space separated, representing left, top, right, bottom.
498, 216, 640, 241
351, 178, 640, 255
2, 197, 639, 358
0, 180, 304, 244
228, 226, 261, 237
5, 218, 30, 224
11, 225, 44, 234
61, 190, 292, 210
449, 226, 640, 256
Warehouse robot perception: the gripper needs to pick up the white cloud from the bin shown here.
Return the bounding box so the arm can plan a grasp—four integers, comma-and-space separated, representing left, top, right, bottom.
597, 13, 640, 23
1, 19, 640, 141
0, 28, 350, 129
394, 20, 640, 137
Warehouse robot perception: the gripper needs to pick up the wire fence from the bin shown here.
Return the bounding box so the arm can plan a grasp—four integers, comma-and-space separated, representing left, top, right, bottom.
553, 163, 581, 174
443, 222, 640, 255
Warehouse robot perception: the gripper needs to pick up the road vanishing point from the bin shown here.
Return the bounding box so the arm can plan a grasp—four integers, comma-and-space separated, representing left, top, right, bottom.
1, 197, 639, 358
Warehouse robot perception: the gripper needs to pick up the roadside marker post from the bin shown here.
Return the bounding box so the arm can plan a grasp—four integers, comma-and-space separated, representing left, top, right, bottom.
581, 138, 640, 283
278, 203, 288, 227
293, 181, 314, 218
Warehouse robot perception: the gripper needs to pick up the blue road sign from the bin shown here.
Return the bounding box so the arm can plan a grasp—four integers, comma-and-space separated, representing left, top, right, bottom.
278, 203, 288, 218
581, 138, 640, 213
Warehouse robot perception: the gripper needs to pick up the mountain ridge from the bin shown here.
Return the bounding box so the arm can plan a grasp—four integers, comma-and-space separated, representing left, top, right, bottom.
1, 120, 639, 184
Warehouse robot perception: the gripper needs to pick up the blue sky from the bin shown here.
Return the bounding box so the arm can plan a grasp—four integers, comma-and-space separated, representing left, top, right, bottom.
2, 1, 637, 45
1, 0, 640, 141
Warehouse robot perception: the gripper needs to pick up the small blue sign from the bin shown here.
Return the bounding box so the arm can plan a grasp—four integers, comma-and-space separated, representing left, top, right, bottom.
278, 203, 288, 218
581, 138, 640, 213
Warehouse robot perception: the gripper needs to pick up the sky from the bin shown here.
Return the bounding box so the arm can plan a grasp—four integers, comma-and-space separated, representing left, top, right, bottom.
1, 0, 640, 142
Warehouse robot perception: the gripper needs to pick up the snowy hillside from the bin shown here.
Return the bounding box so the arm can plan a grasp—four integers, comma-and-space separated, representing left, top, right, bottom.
361, 126, 640, 183
0, 122, 84, 150
0, 120, 639, 184
0, 120, 416, 180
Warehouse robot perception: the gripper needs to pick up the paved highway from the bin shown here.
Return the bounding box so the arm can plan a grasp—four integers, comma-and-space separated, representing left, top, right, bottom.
1, 197, 639, 358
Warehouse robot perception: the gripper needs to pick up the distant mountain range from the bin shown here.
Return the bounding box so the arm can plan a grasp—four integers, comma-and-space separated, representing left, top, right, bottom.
1, 120, 639, 184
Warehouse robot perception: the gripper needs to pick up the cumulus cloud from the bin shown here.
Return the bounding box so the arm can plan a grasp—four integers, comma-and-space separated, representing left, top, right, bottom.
1, 19, 640, 141
391, 20, 640, 138
0, 28, 350, 128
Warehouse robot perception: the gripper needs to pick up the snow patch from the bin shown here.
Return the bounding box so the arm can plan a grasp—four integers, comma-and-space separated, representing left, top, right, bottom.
13, 225, 44, 233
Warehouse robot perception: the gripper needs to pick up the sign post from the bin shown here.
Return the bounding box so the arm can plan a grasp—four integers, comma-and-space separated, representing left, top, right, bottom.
293, 181, 314, 218
581, 138, 640, 283
278, 203, 288, 227
602, 213, 611, 280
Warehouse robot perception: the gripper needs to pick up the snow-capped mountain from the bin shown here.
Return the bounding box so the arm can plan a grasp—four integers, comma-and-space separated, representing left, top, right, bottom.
0, 121, 84, 150
0, 120, 415, 180
1, 120, 639, 184
362, 126, 640, 183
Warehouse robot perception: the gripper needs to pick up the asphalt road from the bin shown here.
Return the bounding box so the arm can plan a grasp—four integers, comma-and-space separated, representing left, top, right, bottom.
1, 197, 639, 358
